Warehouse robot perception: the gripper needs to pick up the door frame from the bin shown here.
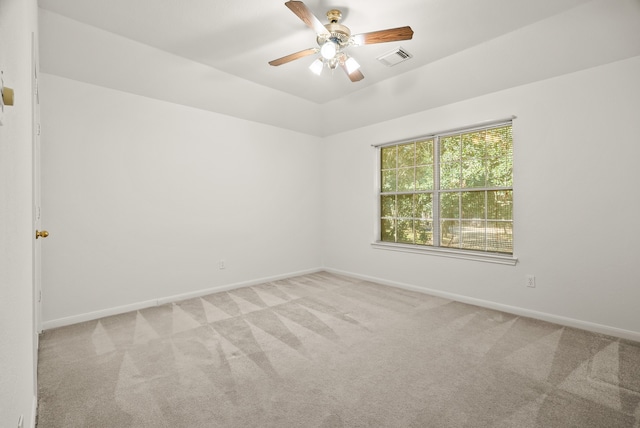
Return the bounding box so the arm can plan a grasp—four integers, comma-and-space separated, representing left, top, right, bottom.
31, 30, 42, 396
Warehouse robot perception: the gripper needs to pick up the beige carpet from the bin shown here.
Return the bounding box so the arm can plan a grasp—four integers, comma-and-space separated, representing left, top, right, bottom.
37, 272, 640, 427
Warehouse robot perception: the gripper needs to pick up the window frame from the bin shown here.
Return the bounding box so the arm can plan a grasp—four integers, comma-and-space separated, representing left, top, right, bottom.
372, 118, 518, 266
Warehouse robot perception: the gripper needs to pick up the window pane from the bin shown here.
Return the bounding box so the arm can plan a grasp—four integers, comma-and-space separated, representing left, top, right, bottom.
461, 130, 486, 160
415, 166, 433, 190
440, 162, 461, 189
416, 139, 434, 166
381, 219, 396, 242
397, 143, 415, 168
486, 126, 513, 187
397, 194, 414, 218
415, 220, 433, 245
440, 220, 460, 248
487, 221, 513, 253
460, 220, 486, 251
381, 195, 395, 218
440, 192, 460, 219
441, 136, 460, 163
486, 126, 512, 158
461, 191, 485, 219
487, 190, 512, 220
381, 170, 396, 192
487, 156, 513, 187
381, 146, 397, 170
397, 220, 414, 243
415, 193, 433, 220
397, 167, 415, 191
462, 159, 486, 188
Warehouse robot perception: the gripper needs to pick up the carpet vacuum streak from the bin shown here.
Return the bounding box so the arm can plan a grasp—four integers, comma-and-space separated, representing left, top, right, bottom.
37, 272, 640, 427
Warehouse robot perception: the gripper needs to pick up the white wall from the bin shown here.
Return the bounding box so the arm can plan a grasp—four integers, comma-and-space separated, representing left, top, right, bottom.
38, 0, 640, 137
0, 0, 38, 426
40, 74, 323, 325
38, 9, 324, 136
40, 57, 640, 339
37, 9, 640, 340
323, 0, 640, 136
322, 56, 640, 339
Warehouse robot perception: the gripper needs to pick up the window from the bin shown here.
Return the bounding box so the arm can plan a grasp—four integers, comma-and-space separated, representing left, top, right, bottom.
377, 121, 514, 260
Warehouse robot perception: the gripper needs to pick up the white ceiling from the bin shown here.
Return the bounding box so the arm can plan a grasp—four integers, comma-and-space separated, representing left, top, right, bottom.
37, 0, 640, 135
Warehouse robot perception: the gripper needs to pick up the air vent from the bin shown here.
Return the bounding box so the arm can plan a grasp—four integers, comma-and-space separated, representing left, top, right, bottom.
377, 47, 413, 67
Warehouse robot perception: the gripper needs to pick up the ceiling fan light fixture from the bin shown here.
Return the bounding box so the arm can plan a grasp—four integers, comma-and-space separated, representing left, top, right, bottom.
270, 2, 415, 83
309, 58, 324, 75
320, 41, 338, 60
344, 56, 360, 74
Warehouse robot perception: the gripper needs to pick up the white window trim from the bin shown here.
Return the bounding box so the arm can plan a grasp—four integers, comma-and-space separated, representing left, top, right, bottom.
372, 117, 518, 266
371, 241, 518, 265
372, 116, 517, 149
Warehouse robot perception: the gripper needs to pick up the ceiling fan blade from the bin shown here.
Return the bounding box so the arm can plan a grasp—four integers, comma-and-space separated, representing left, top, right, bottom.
352, 26, 414, 45
269, 48, 318, 66
285, 1, 330, 36
341, 64, 364, 82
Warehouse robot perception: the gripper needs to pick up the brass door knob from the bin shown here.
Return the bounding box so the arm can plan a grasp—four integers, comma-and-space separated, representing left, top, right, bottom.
35, 230, 49, 239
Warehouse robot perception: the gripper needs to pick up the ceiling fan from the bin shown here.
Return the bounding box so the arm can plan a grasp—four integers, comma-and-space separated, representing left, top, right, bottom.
269, 1, 414, 82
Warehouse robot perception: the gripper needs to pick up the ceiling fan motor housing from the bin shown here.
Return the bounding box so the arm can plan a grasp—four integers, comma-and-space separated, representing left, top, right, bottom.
316, 9, 351, 47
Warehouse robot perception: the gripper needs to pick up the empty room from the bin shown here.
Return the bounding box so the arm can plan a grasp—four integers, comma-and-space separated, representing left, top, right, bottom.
2, 0, 640, 427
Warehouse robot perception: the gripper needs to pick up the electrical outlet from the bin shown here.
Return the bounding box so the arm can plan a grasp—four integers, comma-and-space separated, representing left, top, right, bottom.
218, 259, 226, 270
526, 275, 536, 288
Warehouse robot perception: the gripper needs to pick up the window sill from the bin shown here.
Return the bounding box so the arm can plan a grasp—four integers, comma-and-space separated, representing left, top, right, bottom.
371, 242, 518, 265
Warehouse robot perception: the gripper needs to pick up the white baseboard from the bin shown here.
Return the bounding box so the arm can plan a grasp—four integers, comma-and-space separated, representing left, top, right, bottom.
41, 265, 640, 342
154, 267, 323, 305
325, 267, 640, 343
41, 267, 323, 330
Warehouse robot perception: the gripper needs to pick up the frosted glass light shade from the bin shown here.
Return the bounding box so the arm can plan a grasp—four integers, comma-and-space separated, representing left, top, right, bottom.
320, 41, 337, 60
309, 59, 324, 75
345, 57, 360, 74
